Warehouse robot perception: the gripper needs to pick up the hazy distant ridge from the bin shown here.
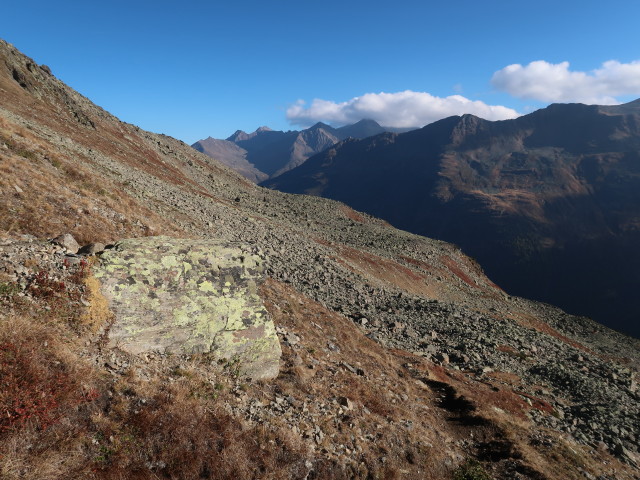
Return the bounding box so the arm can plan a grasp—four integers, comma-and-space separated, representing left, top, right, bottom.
192, 119, 416, 182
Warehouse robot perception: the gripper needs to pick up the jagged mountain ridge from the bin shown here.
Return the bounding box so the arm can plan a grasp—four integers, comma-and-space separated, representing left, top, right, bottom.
192, 119, 414, 182
1, 38, 640, 479
264, 101, 640, 338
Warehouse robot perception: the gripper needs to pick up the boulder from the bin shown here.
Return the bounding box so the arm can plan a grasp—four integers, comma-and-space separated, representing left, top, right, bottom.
92, 236, 281, 379
51, 233, 80, 253
78, 242, 106, 255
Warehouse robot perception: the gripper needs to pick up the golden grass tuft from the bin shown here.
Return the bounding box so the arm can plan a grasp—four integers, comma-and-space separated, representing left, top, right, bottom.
81, 274, 114, 332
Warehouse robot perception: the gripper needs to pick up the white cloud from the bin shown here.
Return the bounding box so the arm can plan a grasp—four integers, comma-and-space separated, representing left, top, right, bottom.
286, 91, 520, 128
491, 60, 640, 104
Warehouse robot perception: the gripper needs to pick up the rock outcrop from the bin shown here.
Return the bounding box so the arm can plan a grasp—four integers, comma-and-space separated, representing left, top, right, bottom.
93, 236, 280, 380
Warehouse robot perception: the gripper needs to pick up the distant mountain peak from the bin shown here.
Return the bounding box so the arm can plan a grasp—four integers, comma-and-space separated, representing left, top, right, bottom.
226, 130, 249, 142
352, 118, 382, 127
309, 121, 334, 130
227, 126, 274, 143
336, 118, 387, 139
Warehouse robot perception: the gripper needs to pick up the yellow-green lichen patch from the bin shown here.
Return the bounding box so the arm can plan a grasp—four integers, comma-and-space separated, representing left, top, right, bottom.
93, 236, 281, 379
198, 280, 217, 293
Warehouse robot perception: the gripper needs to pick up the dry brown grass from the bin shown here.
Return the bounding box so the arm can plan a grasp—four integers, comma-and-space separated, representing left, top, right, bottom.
0, 314, 314, 479
260, 278, 465, 480
339, 205, 367, 223
509, 312, 593, 354
333, 243, 433, 297
0, 315, 103, 480
87, 378, 309, 480
0, 117, 183, 245
81, 274, 114, 332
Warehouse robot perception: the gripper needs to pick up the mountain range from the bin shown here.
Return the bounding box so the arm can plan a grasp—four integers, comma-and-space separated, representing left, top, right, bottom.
1, 38, 639, 479
264, 100, 640, 338
192, 120, 414, 182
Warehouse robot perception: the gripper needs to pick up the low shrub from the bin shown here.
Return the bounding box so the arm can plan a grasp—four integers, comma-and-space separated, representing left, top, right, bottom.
0, 320, 98, 434
0, 282, 20, 297
453, 460, 492, 480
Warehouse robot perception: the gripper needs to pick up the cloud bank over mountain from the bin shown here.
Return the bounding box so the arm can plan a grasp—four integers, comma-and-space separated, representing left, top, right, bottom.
491, 60, 640, 104
288, 59, 640, 128
286, 91, 520, 128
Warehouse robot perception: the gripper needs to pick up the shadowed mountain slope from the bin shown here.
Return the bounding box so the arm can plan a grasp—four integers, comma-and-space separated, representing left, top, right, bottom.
1, 39, 639, 479
264, 102, 640, 338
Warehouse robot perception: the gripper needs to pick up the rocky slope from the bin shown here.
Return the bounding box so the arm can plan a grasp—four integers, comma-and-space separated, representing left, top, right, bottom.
264, 102, 640, 338
192, 119, 409, 182
192, 136, 268, 183
1, 38, 639, 479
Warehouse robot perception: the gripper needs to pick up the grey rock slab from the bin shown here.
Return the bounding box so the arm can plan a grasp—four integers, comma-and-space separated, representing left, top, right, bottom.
93, 236, 281, 380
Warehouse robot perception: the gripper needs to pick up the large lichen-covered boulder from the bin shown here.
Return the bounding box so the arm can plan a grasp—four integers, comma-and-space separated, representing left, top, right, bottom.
92, 236, 281, 379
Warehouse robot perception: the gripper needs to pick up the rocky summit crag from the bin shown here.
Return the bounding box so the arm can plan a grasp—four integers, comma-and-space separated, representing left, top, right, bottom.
1, 38, 640, 479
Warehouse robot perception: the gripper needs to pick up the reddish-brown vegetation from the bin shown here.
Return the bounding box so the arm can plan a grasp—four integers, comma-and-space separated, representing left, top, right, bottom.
440, 255, 478, 289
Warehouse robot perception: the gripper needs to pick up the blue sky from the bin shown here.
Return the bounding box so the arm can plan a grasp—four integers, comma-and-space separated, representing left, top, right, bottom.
2, 1, 640, 143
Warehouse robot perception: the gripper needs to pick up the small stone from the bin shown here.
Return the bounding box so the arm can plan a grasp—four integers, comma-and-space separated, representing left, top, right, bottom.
341, 361, 357, 374
423, 344, 437, 355
435, 352, 450, 364
63, 254, 83, 266
51, 233, 80, 253
78, 242, 106, 255
338, 396, 354, 410
392, 321, 404, 331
